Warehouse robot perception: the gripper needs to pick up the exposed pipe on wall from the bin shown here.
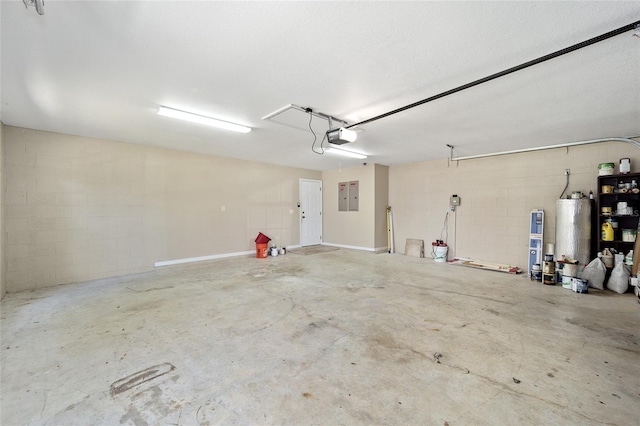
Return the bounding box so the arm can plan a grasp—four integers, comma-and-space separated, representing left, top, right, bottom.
451, 137, 640, 161
346, 20, 640, 130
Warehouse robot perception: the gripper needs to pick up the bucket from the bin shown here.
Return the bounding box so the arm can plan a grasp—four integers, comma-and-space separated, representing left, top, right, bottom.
256, 243, 269, 258
563, 262, 579, 278
598, 163, 615, 175
433, 245, 448, 263
255, 232, 271, 244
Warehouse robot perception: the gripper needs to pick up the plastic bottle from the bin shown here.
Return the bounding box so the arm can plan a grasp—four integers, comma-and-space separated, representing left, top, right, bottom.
626, 250, 634, 266
601, 222, 614, 241
619, 158, 630, 174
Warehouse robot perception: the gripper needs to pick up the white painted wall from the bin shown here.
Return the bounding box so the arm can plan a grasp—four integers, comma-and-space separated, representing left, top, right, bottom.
322, 163, 389, 252
322, 164, 376, 250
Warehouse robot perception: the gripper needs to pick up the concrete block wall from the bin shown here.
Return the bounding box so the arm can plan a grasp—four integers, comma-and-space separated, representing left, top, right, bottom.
389, 141, 640, 268
4, 129, 148, 291
3, 126, 320, 293
4, 124, 637, 293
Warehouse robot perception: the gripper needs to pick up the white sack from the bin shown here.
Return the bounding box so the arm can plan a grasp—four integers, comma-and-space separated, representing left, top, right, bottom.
581, 258, 606, 290
607, 262, 630, 294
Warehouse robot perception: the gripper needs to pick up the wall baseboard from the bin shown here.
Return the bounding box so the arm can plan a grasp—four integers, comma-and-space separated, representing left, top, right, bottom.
155, 243, 362, 267
321, 242, 375, 252
154, 251, 254, 267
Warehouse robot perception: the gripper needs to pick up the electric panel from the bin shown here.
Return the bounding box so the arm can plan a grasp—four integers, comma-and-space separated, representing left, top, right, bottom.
348, 181, 359, 211
338, 181, 359, 211
338, 182, 348, 211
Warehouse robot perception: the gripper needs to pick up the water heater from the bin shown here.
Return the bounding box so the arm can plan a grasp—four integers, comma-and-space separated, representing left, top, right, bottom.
555, 199, 591, 273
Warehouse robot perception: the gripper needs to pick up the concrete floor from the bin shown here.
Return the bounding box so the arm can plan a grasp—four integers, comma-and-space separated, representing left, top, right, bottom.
1, 248, 639, 425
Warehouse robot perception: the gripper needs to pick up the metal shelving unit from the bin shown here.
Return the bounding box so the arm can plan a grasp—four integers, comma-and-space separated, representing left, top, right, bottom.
596, 172, 640, 261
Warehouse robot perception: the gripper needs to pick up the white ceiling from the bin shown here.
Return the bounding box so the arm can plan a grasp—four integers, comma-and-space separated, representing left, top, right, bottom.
2, 1, 639, 171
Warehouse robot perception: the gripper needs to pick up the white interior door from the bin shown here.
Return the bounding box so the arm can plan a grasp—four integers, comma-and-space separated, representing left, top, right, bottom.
300, 179, 322, 246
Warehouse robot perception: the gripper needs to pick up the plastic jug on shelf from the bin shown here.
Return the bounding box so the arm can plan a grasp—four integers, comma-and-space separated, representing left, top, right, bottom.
601, 222, 614, 242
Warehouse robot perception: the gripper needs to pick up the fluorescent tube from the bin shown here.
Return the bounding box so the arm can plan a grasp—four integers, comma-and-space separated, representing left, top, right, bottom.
158, 106, 251, 133
325, 146, 367, 159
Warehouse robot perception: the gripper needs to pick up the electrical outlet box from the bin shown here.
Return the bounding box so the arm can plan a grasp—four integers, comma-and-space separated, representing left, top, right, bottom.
450, 195, 460, 207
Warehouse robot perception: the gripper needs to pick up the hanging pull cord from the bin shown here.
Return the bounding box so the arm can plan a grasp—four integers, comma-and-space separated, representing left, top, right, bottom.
309, 110, 325, 155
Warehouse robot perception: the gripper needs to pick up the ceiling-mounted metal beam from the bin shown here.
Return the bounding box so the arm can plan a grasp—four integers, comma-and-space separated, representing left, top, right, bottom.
347, 20, 640, 129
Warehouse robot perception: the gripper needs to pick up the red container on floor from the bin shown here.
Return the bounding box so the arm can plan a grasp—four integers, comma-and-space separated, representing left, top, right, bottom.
256, 243, 269, 258
255, 232, 271, 244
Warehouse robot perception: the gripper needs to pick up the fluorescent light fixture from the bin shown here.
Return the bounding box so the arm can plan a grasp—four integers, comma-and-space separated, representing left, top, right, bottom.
158, 106, 251, 133
326, 127, 357, 145
325, 146, 367, 159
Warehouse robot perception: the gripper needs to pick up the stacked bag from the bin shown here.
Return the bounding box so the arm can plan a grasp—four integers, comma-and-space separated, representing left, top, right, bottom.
581, 251, 633, 295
